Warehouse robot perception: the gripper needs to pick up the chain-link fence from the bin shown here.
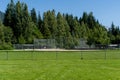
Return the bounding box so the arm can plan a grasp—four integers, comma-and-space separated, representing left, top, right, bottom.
14, 38, 96, 50
0, 50, 120, 60
13, 37, 120, 50
11, 37, 120, 60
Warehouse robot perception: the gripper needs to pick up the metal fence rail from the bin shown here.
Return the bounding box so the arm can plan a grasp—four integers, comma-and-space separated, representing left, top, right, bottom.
0, 50, 120, 60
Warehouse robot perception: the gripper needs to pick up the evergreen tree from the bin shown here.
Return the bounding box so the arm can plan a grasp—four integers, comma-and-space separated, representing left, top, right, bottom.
42, 10, 57, 39
80, 21, 88, 39
0, 22, 5, 44
3, 0, 15, 27
23, 4, 43, 43
65, 14, 74, 34
86, 29, 94, 47
3, 26, 13, 43
57, 12, 66, 38
87, 12, 96, 29
56, 12, 73, 48
72, 18, 80, 38
3, 0, 16, 43
80, 12, 88, 23
38, 12, 43, 31
0, 21, 13, 49
15, 1, 23, 42
42, 12, 51, 39
31, 8, 37, 26
49, 10, 57, 38
108, 22, 120, 44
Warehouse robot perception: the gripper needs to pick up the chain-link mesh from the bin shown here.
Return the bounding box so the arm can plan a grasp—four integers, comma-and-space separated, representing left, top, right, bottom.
0, 50, 120, 60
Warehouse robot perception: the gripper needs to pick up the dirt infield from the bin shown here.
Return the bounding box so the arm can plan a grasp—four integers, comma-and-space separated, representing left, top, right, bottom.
22, 49, 100, 51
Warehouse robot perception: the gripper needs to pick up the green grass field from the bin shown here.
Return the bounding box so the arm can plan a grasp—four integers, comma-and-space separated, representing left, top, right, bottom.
0, 50, 120, 80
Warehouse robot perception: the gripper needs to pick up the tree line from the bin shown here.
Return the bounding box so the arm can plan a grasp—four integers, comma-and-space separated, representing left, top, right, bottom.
0, 0, 120, 49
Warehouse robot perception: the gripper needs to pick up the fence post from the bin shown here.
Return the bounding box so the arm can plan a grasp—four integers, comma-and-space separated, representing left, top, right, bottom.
31, 51, 34, 60
56, 51, 58, 60
81, 50, 83, 60
32, 45, 34, 60
104, 49, 107, 60
6, 51, 8, 60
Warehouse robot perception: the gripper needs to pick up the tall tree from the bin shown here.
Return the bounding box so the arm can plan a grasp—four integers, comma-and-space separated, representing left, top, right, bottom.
31, 8, 37, 26
0, 22, 5, 44
15, 1, 23, 42
57, 12, 66, 38
3, 0, 16, 43
108, 22, 120, 44
87, 12, 96, 29
65, 14, 74, 34
42, 10, 57, 38
42, 12, 51, 39
0, 21, 13, 49
3, 26, 13, 43
72, 18, 80, 38
80, 21, 88, 39
80, 12, 88, 24
38, 12, 43, 30
56, 12, 73, 48
49, 10, 57, 38
3, 0, 15, 27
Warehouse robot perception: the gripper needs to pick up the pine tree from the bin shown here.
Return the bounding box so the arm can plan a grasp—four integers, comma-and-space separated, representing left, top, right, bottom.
3, 0, 15, 27
3, 26, 13, 43
3, 0, 16, 43
72, 18, 80, 38
0, 21, 13, 49
38, 12, 42, 29
42, 10, 57, 39
65, 14, 74, 35
80, 21, 88, 39
15, 1, 23, 41
108, 22, 120, 44
80, 12, 88, 24
31, 8, 37, 26
56, 12, 73, 48
42, 12, 52, 39
0, 22, 5, 44
49, 10, 57, 38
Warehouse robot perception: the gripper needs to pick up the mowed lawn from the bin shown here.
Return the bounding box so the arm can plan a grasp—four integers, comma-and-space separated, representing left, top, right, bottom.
0, 60, 120, 80
0, 50, 120, 80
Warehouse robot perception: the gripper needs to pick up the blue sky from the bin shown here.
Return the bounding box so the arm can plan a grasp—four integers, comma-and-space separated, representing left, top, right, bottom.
0, 0, 120, 27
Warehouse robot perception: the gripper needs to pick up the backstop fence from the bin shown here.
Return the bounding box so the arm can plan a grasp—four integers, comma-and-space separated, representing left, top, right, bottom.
13, 38, 96, 50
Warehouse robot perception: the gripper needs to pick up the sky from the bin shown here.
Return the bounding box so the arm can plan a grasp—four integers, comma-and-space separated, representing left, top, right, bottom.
0, 0, 120, 28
